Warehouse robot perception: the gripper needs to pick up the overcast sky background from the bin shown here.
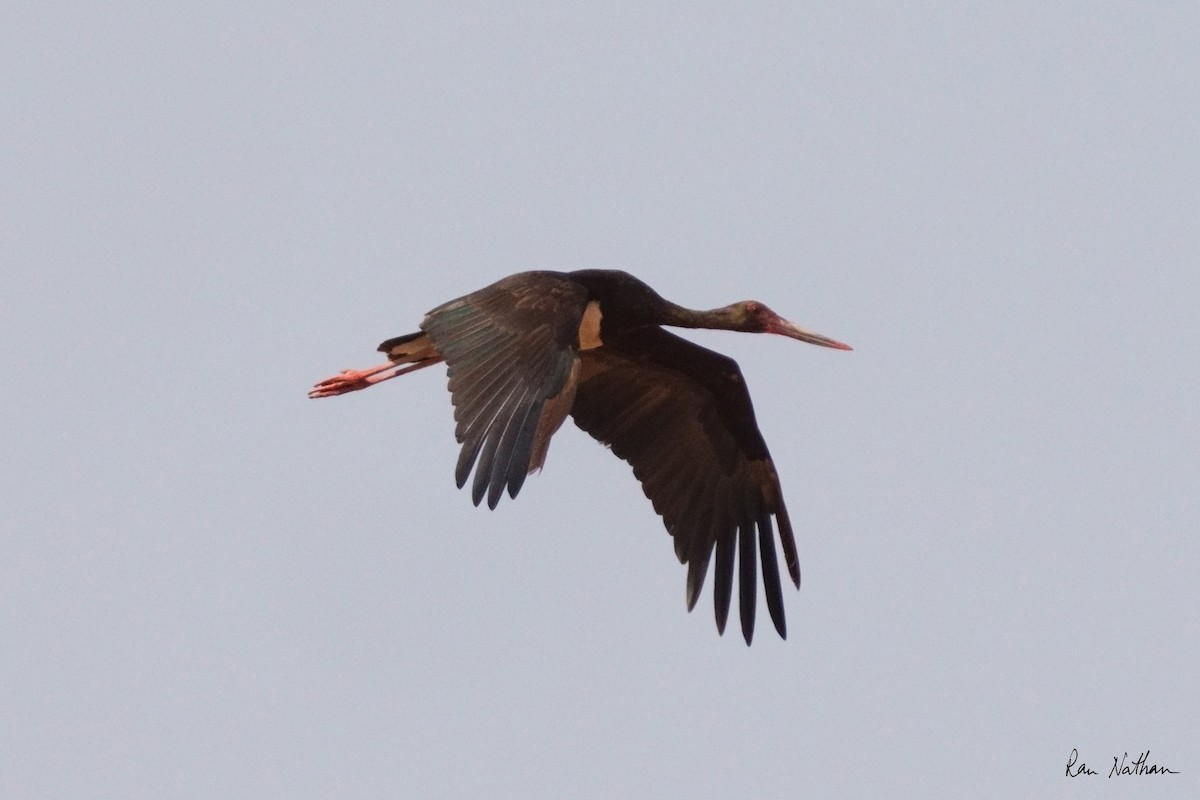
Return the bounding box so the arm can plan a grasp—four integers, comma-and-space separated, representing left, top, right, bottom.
3, 3, 1197, 798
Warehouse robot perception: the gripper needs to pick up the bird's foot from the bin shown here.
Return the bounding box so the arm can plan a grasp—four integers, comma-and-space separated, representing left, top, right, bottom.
308, 362, 397, 398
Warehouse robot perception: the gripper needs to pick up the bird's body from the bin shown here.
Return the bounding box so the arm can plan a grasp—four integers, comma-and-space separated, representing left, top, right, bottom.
310, 270, 850, 644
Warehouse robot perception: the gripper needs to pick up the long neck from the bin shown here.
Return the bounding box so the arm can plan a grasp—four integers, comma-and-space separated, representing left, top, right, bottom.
568, 270, 740, 333
657, 302, 741, 332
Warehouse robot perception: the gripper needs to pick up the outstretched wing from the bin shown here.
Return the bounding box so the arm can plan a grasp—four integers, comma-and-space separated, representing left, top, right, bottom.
421, 272, 589, 509
569, 327, 800, 644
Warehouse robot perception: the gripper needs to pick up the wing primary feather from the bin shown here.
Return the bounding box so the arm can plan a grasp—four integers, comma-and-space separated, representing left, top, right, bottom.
471, 429, 499, 505
455, 429, 487, 489
451, 347, 531, 489
685, 542, 713, 612
486, 385, 537, 508
713, 531, 736, 635
470, 384, 522, 506
738, 508, 758, 646
485, 348, 566, 505
681, 472, 725, 609
758, 509, 787, 639
667, 484, 706, 563
774, 493, 800, 588
500, 397, 546, 500
455, 381, 516, 490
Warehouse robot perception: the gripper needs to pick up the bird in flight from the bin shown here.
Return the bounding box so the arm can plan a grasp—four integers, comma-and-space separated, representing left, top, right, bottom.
309, 270, 850, 644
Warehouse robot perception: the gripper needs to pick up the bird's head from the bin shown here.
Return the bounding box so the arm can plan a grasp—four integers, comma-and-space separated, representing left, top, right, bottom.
719, 300, 853, 350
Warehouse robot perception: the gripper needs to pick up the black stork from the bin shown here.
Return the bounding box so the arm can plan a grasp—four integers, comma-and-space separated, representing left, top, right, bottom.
309, 270, 851, 644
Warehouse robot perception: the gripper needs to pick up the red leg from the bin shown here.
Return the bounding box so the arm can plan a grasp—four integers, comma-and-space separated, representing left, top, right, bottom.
308, 361, 405, 398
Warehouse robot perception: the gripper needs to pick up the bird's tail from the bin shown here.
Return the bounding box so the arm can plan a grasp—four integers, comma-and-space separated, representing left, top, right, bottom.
377, 331, 444, 370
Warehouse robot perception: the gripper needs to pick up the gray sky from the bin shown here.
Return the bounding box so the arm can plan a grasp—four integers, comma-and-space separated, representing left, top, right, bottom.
3, 3, 1197, 798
